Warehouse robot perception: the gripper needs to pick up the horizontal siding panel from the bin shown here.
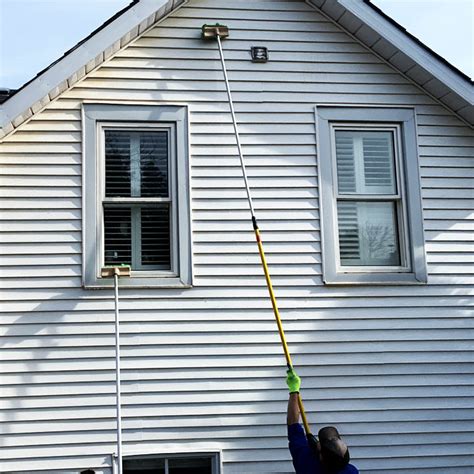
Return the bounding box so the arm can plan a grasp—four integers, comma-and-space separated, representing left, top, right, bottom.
95, 67, 413, 84
2, 349, 473, 373
0, 220, 81, 232
192, 198, 318, 209
117, 48, 389, 66
0, 266, 81, 278
0, 210, 81, 220
0, 198, 81, 209
0, 165, 81, 176
0, 303, 472, 319
5, 131, 81, 143
0, 154, 81, 165
20, 120, 82, 132
0, 187, 81, 198
64, 88, 436, 106
81, 78, 420, 96
158, 17, 343, 32
134, 37, 369, 54
0, 282, 471, 301
2, 373, 473, 399
80, 57, 395, 72
0, 232, 81, 243
0, 243, 81, 255
0, 142, 81, 153
1, 338, 473, 358
0, 277, 83, 289
1, 361, 472, 383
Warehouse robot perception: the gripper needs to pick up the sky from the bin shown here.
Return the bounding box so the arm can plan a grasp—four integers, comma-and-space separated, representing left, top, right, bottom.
0, 0, 472, 90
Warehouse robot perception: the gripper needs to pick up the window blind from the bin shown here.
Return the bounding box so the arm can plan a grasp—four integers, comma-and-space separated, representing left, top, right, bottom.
104, 207, 132, 265
103, 129, 171, 271
141, 207, 171, 268
335, 130, 396, 195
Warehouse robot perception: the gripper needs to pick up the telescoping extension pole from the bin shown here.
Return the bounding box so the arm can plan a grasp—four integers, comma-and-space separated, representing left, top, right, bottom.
201, 24, 312, 438
101, 265, 131, 474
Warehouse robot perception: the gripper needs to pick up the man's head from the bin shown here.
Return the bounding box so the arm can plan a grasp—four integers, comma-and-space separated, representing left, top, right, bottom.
317, 426, 350, 472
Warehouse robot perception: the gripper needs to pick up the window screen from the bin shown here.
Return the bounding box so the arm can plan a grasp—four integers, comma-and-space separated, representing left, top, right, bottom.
334, 129, 403, 267
103, 129, 171, 271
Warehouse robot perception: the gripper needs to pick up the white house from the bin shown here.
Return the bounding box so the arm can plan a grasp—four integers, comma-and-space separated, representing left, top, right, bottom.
0, 0, 473, 473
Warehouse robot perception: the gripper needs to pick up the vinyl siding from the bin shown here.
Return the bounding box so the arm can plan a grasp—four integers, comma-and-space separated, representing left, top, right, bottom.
0, 0, 473, 473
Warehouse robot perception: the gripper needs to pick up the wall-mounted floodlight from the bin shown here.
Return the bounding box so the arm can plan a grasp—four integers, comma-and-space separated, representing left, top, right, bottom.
251, 46, 269, 62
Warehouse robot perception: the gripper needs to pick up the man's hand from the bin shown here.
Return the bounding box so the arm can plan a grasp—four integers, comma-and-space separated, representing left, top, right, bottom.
286, 368, 301, 393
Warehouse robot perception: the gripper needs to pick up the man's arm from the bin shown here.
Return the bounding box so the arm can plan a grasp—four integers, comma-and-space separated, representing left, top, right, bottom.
286, 368, 302, 425
287, 392, 300, 425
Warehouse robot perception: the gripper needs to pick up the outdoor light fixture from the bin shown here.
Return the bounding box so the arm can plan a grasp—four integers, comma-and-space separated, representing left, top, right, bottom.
251, 46, 269, 62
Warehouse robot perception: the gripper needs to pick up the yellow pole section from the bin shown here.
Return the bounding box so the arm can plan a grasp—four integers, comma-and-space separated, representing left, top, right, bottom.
254, 227, 312, 436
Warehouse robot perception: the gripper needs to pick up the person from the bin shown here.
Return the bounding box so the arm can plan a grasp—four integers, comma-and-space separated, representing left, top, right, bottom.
286, 368, 359, 474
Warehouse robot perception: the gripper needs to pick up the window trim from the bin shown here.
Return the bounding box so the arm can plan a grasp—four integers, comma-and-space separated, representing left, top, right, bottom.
99, 123, 176, 274
82, 103, 192, 289
330, 124, 410, 273
315, 106, 427, 285
121, 451, 221, 474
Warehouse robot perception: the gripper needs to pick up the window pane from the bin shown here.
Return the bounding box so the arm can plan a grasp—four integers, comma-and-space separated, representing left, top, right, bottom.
123, 457, 165, 474
105, 131, 131, 197
104, 206, 132, 266
337, 201, 401, 266
140, 131, 169, 198
169, 457, 212, 474
105, 130, 168, 198
335, 130, 396, 195
141, 206, 171, 269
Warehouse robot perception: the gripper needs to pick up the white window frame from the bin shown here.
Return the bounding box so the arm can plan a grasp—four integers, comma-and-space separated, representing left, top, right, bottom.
99, 123, 176, 274
316, 106, 427, 285
121, 452, 221, 474
331, 124, 410, 273
82, 104, 192, 288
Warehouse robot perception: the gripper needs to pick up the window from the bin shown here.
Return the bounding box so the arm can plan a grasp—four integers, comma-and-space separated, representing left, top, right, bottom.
316, 106, 427, 284
123, 453, 220, 474
83, 104, 191, 288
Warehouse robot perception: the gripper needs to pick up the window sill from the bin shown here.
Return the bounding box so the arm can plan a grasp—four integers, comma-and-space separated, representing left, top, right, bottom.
84, 276, 193, 289
324, 272, 427, 285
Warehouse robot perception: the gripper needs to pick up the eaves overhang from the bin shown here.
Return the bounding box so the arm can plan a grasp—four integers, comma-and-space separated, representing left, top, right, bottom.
0, 0, 183, 139
308, 0, 473, 126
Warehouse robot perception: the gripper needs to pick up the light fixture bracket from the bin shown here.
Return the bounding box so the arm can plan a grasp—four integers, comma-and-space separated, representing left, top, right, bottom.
251, 46, 269, 63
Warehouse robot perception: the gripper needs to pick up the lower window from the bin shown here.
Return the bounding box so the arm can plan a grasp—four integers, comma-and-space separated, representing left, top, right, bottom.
123, 454, 219, 474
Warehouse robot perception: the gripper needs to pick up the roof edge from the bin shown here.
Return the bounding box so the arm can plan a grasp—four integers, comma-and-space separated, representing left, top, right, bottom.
0, 0, 180, 132
340, 0, 473, 104
364, 0, 472, 85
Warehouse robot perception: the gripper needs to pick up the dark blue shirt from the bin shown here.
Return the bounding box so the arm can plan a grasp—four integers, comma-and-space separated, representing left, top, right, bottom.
288, 423, 359, 474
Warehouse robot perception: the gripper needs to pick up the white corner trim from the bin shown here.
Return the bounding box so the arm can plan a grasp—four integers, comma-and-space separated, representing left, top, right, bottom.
339, 0, 473, 104
0, 0, 175, 130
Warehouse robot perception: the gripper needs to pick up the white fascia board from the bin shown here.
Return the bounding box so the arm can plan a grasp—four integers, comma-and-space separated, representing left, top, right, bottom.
0, 0, 174, 130
339, 0, 473, 104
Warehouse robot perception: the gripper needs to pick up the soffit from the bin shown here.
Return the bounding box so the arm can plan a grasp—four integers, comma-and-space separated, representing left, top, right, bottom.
308, 0, 473, 126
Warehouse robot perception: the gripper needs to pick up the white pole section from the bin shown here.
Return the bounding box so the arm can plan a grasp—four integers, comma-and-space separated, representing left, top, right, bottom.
114, 271, 123, 474
215, 34, 256, 218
